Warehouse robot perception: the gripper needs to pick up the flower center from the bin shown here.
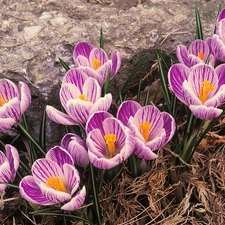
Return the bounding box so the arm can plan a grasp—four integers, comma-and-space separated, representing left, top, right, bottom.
46, 176, 66, 192
92, 58, 101, 70
199, 80, 214, 104
78, 94, 89, 101
139, 121, 151, 142
198, 51, 205, 60
104, 134, 116, 158
0, 94, 8, 106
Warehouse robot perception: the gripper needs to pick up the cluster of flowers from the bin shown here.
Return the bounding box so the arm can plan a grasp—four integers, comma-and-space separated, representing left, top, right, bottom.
1, 8, 225, 212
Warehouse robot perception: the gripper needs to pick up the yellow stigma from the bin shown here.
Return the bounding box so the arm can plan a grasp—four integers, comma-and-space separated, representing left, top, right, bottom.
78, 94, 89, 101
46, 176, 67, 192
92, 58, 101, 70
0, 94, 8, 106
139, 121, 151, 142
104, 134, 117, 158
198, 51, 204, 60
199, 80, 214, 104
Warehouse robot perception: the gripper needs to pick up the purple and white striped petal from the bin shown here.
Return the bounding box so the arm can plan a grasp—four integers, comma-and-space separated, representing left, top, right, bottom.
66, 99, 93, 125
89, 93, 112, 115
215, 64, 225, 89
0, 98, 21, 120
134, 141, 158, 160
5, 144, 19, 181
60, 84, 81, 109
182, 81, 202, 106
46, 146, 74, 168
210, 34, 225, 62
96, 60, 112, 84
161, 112, 176, 144
75, 55, 90, 67
62, 69, 88, 91
61, 133, 89, 168
62, 163, 80, 195
87, 119, 135, 169
0, 79, 19, 100
39, 182, 71, 203
77, 67, 104, 86
217, 19, 225, 44
0, 152, 11, 183
18, 81, 31, 114
217, 8, 225, 24
83, 78, 101, 103
168, 64, 189, 103
188, 39, 210, 62
61, 185, 86, 211
111, 49, 122, 78
117, 100, 141, 126
19, 176, 55, 205
86, 111, 113, 134
203, 85, 225, 108
188, 64, 218, 99
176, 45, 189, 66
189, 105, 223, 120
32, 159, 64, 185
73, 42, 94, 61
89, 48, 109, 67
46, 105, 78, 125
0, 118, 16, 131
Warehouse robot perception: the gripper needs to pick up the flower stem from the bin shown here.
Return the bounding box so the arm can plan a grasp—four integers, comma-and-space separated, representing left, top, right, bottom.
90, 163, 102, 224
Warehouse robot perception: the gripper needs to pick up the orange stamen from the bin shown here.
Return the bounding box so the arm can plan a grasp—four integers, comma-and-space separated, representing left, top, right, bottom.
46, 176, 66, 192
199, 80, 214, 104
92, 58, 101, 70
104, 134, 116, 158
198, 51, 205, 60
139, 122, 151, 142
78, 94, 89, 101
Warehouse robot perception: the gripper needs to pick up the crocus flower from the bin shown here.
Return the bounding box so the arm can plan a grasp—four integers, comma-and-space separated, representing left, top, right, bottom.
86, 111, 135, 169
207, 8, 225, 62
0, 79, 31, 131
73, 42, 122, 86
46, 68, 112, 126
176, 39, 215, 67
168, 63, 225, 120
117, 100, 175, 160
0, 144, 19, 193
61, 133, 89, 169
19, 146, 86, 211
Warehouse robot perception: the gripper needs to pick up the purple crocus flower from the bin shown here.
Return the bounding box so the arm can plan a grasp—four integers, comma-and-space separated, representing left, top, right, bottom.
168, 63, 225, 120
207, 8, 225, 62
0, 79, 31, 131
61, 133, 89, 169
86, 111, 135, 169
73, 42, 122, 86
46, 68, 112, 126
19, 146, 86, 211
176, 39, 215, 67
0, 144, 19, 193
117, 100, 176, 160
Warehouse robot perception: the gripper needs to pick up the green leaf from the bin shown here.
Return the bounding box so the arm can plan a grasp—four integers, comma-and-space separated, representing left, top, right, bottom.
59, 58, 70, 71
195, 7, 203, 40
156, 50, 172, 114
103, 71, 111, 96
100, 27, 104, 49
39, 106, 46, 152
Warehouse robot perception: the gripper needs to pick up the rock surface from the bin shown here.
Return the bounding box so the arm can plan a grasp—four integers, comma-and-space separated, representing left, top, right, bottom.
0, 0, 223, 144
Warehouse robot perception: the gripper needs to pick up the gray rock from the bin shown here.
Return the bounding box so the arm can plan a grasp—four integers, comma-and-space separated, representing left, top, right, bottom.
0, 0, 223, 145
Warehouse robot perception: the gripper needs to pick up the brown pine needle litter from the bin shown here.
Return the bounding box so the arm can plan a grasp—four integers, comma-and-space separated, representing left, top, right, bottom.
98, 116, 225, 224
